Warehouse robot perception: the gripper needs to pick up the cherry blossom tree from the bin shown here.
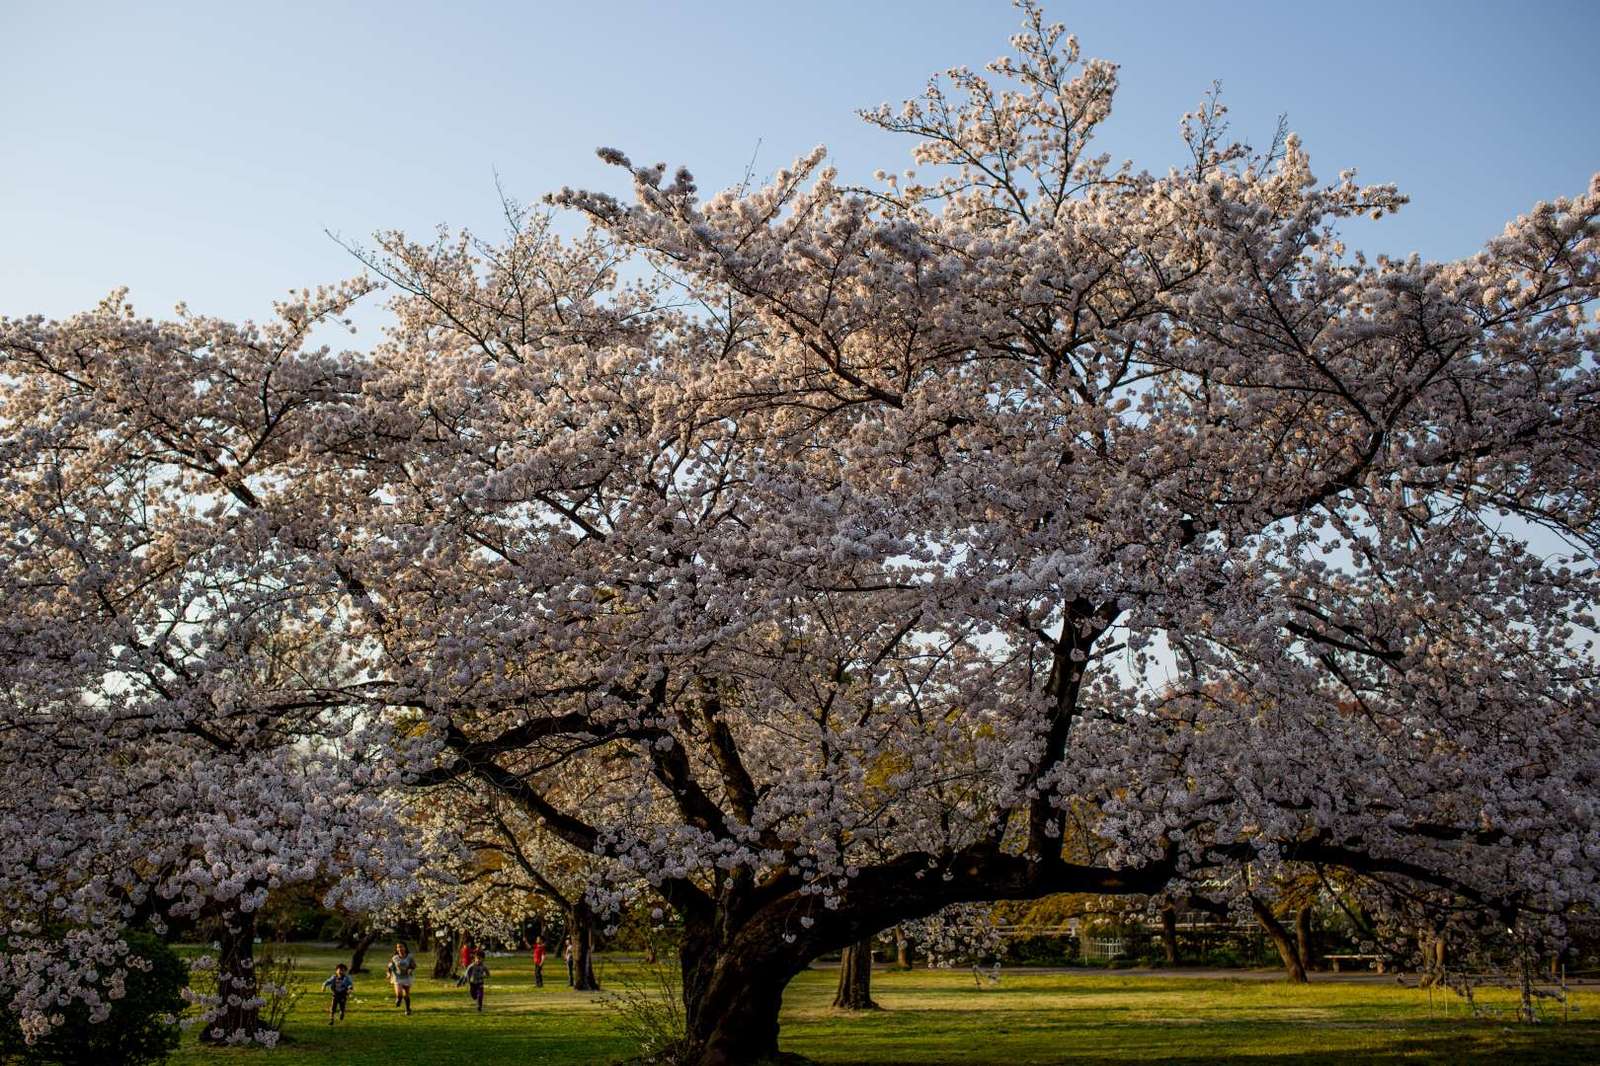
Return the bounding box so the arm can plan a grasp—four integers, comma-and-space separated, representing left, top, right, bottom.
0, 284, 416, 1044
445, 787, 615, 991
387, 776, 618, 990
3, 3, 1597, 1063
537, 5, 1599, 1054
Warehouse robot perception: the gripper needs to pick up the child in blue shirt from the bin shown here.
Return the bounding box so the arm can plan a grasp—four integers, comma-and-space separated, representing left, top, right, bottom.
322, 963, 355, 1025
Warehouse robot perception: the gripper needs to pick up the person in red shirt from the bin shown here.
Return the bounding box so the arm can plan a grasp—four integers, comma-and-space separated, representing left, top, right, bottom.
532, 937, 546, 988
458, 938, 473, 976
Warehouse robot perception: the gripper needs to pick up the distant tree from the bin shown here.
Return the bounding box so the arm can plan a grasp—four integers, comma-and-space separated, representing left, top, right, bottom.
832, 940, 879, 1011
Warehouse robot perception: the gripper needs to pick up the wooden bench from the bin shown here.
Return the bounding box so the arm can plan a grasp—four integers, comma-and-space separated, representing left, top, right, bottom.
1325, 954, 1387, 973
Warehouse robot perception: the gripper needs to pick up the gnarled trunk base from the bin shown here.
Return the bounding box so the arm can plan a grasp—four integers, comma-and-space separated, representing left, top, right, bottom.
681, 925, 801, 1066
199, 911, 261, 1044
691, 975, 786, 1066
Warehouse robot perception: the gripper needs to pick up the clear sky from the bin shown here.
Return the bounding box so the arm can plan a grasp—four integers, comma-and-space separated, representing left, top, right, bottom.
3, 0, 1597, 323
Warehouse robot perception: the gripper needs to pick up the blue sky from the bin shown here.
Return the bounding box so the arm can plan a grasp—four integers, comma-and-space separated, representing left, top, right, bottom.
3, 1, 1597, 322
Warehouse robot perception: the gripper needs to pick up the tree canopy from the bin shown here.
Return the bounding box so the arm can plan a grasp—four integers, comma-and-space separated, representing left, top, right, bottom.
2, 4, 1596, 1062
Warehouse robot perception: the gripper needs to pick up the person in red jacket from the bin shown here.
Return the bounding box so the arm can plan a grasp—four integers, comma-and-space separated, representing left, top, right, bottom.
458, 937, 473, 976
532, 937, 546, 988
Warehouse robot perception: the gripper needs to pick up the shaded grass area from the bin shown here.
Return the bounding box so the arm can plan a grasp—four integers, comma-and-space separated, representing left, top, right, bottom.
169, 946, 1600, 1065
784, 969, 1600, 1064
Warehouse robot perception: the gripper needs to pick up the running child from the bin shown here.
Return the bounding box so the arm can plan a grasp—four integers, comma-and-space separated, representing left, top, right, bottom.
458, 949, 490, 1012
386, 941, 417, 1015
321, 962, 354, 1025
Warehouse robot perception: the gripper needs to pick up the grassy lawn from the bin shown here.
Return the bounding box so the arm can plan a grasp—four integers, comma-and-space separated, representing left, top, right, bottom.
169, 945, 1600, 1065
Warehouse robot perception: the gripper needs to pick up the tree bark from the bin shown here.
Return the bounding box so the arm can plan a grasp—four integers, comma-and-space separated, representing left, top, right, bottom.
349, 927, 382, 974
1294, 904, 1315, 973
432, 929, 456, 978
1160, 904, 1180, 966
665, 843, 1178, 1065
832, 939, 879, 1010
199, 910, 261, 1043
1249, 896, 1308, 983
682, 927, 797, 1066
570, 903, 601, 991
894, 926, 912, 970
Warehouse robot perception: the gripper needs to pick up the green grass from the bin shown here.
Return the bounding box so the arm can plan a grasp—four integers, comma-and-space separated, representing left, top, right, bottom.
168, 945, 1600, 1065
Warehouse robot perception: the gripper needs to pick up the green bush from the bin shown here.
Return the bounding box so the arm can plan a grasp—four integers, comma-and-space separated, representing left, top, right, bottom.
0, 931, 187, 1066
601, 955, 686, 1064
1006, 935, 1078, 966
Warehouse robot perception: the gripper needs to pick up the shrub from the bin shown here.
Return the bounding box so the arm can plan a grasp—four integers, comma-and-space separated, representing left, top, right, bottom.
0, 931, 187, 1066
255, 948, 305, 1038
1006, 935, 1077, 966
602, 957, 687, 1064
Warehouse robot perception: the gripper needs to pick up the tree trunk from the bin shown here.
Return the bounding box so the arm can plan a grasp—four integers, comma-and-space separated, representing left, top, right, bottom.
432, 929, 455, 978
199, 910, 261, 1043
832, 939, 879, 1010
682, 927, 799, 1066
571, 904, 601, 991
663, 842, 1180, 1063
349, 927, 381, 974
1249, 896, 1308, 983
1160, 905, 1180, 966
1294, 904, 1315, 972
894, 926, 912, 970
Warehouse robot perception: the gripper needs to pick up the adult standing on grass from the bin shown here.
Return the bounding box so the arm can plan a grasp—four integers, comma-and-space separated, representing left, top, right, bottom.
458, 936, 472, 976
563, 937, 574, 987
532, 936, 546, 988
386, 941, 417, 1015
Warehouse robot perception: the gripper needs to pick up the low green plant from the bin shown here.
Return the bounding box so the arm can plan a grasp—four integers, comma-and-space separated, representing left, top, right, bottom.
0, 931, 187, 1066
256, 947, 306, 1038
599, 955, 686, 1063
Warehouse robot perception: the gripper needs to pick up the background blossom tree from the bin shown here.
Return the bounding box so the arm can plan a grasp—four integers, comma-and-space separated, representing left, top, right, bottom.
0, 284, 416, 1044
